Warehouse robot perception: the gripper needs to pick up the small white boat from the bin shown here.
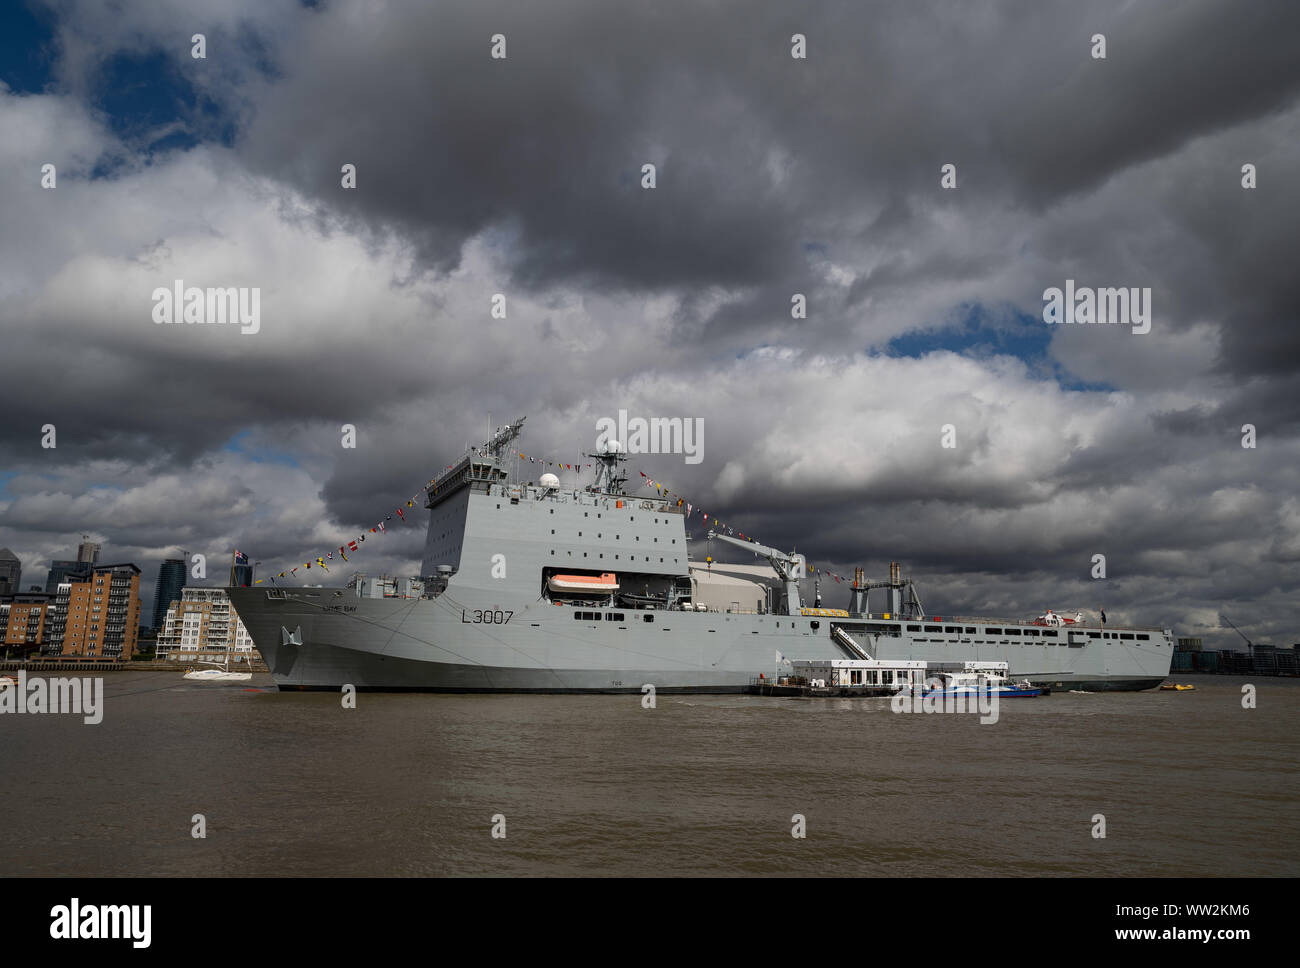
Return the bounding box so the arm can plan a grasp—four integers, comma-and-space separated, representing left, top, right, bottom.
547, 572, 620, 594
183, 659, 252, 682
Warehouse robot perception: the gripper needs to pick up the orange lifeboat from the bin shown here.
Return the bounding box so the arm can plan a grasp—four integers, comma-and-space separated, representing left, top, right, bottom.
547, 572, 620, 594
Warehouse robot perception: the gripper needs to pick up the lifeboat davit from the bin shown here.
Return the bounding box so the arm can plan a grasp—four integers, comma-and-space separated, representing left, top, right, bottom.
547, 572, 620, 594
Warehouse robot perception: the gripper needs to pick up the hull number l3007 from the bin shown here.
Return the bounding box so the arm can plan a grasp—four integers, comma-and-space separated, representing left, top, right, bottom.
461, 609, 514, 624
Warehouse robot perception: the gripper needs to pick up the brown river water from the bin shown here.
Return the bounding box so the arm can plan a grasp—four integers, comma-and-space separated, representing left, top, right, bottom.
2, 672, 1296, 876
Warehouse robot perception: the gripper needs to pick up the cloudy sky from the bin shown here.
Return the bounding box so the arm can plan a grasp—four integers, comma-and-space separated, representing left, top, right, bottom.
1, 0, 1297, 647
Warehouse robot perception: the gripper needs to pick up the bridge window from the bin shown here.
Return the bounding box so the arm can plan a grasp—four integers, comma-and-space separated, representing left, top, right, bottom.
923, 625, 941, 633
965, 627, 976, 634
907, 624, 921, 632
984, 628, 1001, 635
643, 614, 654, 623
1088, 631, 1101, 638
1136, 633, 1149, 640
944, 626, 961, 634
1120, 633, 1135, 640
1005, 628, 1021, 636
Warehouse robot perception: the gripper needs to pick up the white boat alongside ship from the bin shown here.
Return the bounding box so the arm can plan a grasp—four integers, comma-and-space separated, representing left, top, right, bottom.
183, 658, 252, 682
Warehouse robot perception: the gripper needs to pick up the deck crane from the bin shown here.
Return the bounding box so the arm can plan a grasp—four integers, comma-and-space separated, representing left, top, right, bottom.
707, 531, 805, 615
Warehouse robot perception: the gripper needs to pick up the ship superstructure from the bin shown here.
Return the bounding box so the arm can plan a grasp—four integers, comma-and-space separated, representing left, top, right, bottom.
228, 418, 1174, 692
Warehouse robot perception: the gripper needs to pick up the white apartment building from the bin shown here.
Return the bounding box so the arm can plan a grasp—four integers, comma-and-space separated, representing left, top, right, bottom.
155, 587, 259, 665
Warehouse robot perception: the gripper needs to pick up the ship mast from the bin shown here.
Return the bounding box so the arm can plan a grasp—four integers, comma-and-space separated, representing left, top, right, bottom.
484, 416, 526, 459
586, 444, 629, 495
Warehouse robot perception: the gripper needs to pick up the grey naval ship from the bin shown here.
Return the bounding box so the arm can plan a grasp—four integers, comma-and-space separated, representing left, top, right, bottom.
228, 418, 1174, 693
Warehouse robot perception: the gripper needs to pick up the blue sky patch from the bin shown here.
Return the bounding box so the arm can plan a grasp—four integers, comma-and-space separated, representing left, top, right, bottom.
223, 430, 300, 467
0, 1, 57, 93
93, 49, 200, 149
880, 304, 1116, 393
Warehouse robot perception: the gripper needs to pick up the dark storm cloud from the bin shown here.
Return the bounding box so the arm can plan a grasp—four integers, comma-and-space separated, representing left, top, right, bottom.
1000, 0, 1300, 204
220, 0, 1300, 373
2, 0, 1298, 647
239, 2, 804, 292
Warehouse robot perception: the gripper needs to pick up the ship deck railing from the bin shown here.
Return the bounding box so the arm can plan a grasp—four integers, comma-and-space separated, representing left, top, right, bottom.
856, 614, 1168, 632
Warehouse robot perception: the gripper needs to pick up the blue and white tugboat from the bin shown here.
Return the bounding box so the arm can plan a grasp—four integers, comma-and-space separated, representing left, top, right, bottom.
921, 663, 1043, 699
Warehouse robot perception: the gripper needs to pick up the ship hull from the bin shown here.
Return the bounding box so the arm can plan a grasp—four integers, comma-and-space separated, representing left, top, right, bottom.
227, 587, 1172, 694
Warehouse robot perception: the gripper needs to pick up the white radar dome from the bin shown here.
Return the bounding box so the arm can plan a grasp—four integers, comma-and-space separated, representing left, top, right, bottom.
604, 439, 622, 453
539, 473, 560, 488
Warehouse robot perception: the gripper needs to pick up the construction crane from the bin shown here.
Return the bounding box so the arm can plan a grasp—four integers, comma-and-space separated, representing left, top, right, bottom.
1221, 614, 1253, 654
707, 531, 805, 614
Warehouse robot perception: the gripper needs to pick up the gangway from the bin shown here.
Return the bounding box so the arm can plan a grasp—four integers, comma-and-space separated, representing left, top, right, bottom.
833, 625, 873, 660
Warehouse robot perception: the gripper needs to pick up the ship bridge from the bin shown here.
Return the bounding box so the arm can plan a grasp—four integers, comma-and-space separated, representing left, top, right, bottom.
419, 419, 690, 598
